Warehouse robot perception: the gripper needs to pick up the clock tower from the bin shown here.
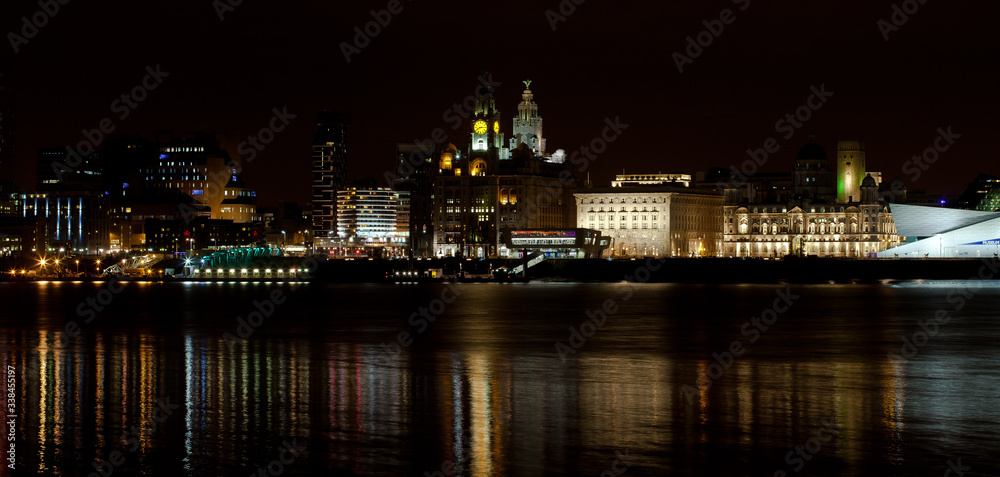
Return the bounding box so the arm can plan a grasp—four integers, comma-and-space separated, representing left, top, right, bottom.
469, 81, 509, 165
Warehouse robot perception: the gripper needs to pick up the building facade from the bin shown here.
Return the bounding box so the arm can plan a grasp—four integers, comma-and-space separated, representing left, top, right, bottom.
724, 141, 900, 258
575, 181, 723, 258
312, 111, 349, 244
336, 187, 409, 250
144, 132, 257, 222
430, 81, 575, 258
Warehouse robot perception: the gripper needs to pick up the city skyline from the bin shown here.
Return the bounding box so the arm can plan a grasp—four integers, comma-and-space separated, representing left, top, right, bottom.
1, 1, 998, 207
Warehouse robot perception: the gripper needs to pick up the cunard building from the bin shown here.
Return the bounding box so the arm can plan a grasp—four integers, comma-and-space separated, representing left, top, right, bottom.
723, 139, 900, 258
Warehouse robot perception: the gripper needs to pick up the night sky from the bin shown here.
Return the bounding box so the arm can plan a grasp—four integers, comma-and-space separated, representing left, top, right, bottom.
2, 0, 998, 206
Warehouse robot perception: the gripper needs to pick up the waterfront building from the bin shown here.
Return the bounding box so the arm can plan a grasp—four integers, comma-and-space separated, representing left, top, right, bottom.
575, 181, 723, 258
503, 228, 609, 258
144, 132, 258, 222
613, 173, 691, 188
723, 140, 900, 258
430, 81, 575, 258
14, 191, 111, 254
312, 111, 349, 245
336, 187, 409, 252
144, 216, 262, 254
879, 204, 1000, 258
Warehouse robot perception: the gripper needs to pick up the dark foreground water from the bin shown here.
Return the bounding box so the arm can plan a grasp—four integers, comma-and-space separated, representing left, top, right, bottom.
0, 281, 998, 476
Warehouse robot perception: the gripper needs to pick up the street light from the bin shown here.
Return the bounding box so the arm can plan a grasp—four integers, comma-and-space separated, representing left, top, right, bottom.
75, 260, 80, 275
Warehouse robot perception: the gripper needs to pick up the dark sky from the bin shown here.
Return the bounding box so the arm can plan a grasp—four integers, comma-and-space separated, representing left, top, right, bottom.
2, 0, 998, 206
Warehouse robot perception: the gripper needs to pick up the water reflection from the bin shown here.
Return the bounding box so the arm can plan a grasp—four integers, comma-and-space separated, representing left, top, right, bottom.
1, 283, 999, 476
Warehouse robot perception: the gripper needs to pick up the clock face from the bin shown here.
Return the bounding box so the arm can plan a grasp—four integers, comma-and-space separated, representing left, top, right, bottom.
473, 120, 488, 135
493, 121, 499, 134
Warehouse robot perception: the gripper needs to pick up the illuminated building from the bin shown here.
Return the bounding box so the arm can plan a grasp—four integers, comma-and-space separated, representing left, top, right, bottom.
431, 80, 575, 258
723, 140, 900, 258
510, 80, 545, 155
503, 229, 608, 258
958, 173, 1000, 210
144, 216, 262, 253
612, 173, 691, 188
878, 204, 1000, 258
575, 183, 723, 258
836, 140, 866, 203
37, 147, 103, 190
15, 191, 111, 254
219, 175, 260, 223
312, 111, 350, 245
144, 132, 258, 222
336, 187, 409, 250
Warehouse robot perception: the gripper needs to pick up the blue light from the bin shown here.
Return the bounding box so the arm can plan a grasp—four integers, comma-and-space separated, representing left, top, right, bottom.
159, 154, 169, 159
940, 200, 946, 204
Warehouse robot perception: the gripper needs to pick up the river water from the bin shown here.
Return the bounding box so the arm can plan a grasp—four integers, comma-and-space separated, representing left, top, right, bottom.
0, 281, 998, 476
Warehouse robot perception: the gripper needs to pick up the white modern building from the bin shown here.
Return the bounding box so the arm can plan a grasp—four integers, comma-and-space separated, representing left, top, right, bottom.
336, 187, 409, 249
878, 204, 1000, 258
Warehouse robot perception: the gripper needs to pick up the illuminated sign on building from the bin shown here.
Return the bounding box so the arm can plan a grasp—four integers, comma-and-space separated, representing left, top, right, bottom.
963, 239, 1000, 246
510, 230, 578, 246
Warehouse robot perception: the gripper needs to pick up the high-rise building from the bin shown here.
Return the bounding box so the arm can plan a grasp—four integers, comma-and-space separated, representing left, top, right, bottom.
312, 111, 350, 245
836, 140, 866, 203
